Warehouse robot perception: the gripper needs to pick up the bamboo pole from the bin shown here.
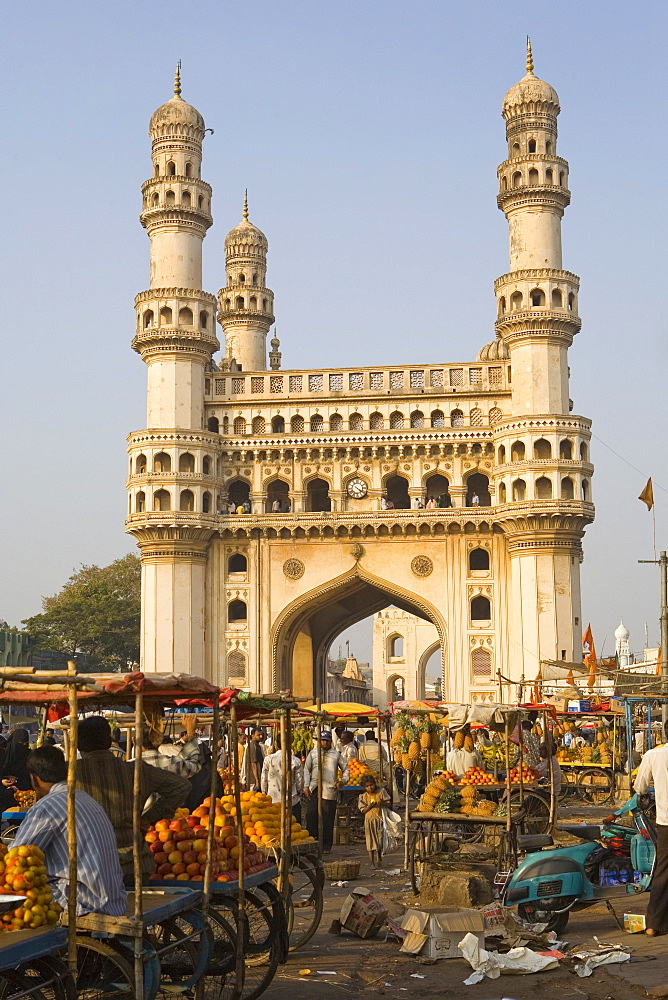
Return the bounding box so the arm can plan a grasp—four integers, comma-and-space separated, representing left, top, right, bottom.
385, 717, 394, 809
315, 699, 323, 858
66, 661, 78, 976
133, 688, 144, 1000
230, 704, 246, 1000
376, 712, 384, 788
279, 708, 292, 904
518, 719, 524, 807
545, 709, 557, 830
504, 717, 512, 837
403, 762, 410, 871
203, 694, 220, 903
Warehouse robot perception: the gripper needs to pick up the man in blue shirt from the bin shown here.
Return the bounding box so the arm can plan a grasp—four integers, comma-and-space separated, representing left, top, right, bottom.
12, 746, 126, 916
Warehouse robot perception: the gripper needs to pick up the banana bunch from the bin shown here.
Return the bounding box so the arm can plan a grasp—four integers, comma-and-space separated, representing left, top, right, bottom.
292, 727, 314, 755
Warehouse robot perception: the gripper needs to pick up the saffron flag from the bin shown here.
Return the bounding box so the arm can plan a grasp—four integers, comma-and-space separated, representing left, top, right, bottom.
583, 623, 597, 690
639, 478, 654, 511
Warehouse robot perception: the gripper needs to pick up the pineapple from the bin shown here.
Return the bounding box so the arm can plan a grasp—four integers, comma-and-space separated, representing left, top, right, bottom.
454, 731, 465, 750
394, 748, 403, 764
408, 741, 421, 762
420, 729, 431, 750
431, 731, 441, 751
401, 752, 411, 769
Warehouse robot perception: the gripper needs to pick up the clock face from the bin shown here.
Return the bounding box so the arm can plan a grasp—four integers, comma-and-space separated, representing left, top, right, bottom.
347, 477, 368, 499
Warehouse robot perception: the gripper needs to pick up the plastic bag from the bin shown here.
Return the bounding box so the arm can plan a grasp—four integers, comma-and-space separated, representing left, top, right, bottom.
381, 808, 402, 854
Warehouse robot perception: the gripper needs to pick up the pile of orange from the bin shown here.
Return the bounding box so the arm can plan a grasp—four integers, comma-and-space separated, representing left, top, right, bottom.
12, 790, 36, 810
508, 766, 540, 783
460, 766, 496, 786
0, 843, 62, 931
343, 759, 376, 786
214, 791, 314, 848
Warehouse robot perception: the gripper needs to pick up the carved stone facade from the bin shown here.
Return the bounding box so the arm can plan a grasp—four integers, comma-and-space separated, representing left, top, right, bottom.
126, 52, 594, 702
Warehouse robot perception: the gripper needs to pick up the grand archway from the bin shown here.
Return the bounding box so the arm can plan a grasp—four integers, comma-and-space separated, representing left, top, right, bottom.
271, 565, 446, 699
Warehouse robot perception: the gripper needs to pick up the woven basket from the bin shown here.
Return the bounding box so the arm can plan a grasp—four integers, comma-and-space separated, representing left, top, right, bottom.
323, 859, 361, 880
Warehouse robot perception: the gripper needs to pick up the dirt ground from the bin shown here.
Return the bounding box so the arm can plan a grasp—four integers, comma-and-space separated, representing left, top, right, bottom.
265, 802, 668, 1000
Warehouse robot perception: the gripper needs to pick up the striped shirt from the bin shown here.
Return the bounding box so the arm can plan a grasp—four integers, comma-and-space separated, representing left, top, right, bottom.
304, 749, 349, 800
261, 751, 304, 806
13, 782, 127, 916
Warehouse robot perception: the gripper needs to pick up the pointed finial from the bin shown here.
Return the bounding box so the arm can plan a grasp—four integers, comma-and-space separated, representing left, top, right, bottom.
174, 61, 182, 97
242, 189, 249, 221
526, 37, 534, 75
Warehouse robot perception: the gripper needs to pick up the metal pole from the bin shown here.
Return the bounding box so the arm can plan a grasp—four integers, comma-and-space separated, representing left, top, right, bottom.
545, 709, 556, 831
661, 552, 668, 725
66, 661, 78, 976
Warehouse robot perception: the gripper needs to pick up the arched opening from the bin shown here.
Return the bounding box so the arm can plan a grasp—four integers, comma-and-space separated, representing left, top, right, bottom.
291, 415, 304, 433
410, 410, 424, 428
165, 190, 175, 205
430, 409, 445, 428
510, 291, 523, 311
370, 412, 384, 429
154, 162, 159, 177
227, 480, 250, 508
159, 306, 173, 325
135, 454, 147, 474
497, 444, 506, 464
580, 442, 588, 461
388, 675, 405, 702
501, 176, 507, 191
471, 647, 492, 682
388, 634, 404, 658
228, 650, 246, 682
389, 411, 404, 429
546, 140, 553, 154
235, 296, 244, 310
239, 274, 245, 284
143, 309, 154, 329
546, 168, 553, 183
152, 193, 159, 206
530, 288, 546, 306
228, 600, 247, 623
310, 415, 324, 432
512, 478, 526, 501
249, 296, 257, 310
135, 491, 145, 512
561, 476, 575, 500
178, 306, 193, 326
385, 475, 410, 510
568, 292, 576, 311
535, 476, 553, 499
450, 409, 464, 427
465, 472, 490, 506
330, 414, 343, 431
512, 171, 522, 188
208, 416, 219, 433
471, 595, 491, 623
153, 489, 171, 511
511, 440, 525, 462
266, 479, 290, 513
228, 553, 247, 574
582, 479, 590, 501
349, 413, 364, 431
181, 190, 191, 207
512, 142, 520, 156
272, 416, 285, 433
534, 438, 551, 459
252, 415, 266, 435
498, 296, 506, 316
185, 162, 193, 178
424, 473, 451, 507
153, 452, 171, 473
178, 452, 195, 472
560, 439, 573, 459
469, 548, 490, 572
306, 478, 331, 512
528, 167, 539, 184
179, 489, 194, 511
200, 311, 208, 328
498, 482, 507, 503
167, 161, 176, 176
551, 288, 563, 308
528, 139, 536, 153
233, 417, 246, 435
202, 491, 211, 513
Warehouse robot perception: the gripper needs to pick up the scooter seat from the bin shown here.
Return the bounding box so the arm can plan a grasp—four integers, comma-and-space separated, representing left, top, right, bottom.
558, 823, 600, 841
517, 834, 553, 851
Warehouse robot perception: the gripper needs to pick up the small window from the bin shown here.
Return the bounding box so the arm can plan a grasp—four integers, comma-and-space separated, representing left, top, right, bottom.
252, 416, 266, 434
291, 415, 304, 433
178, 306, 193, 326
152, 193, 159, 206
143, 309, 154, 329
198, 195, 204, 209
560, 439, 573, 459
530, 288, 545, 307
469, 548, 490, 572
135, 454, 147, 474
159, 306, 173, 325
551, 288, 562, 308
471, 595, 491, 622
561, 477, 575, 500
497, 445, 506, 464
154, 163, 159, 177
200, 311, 208, 329
228, 553, 248, 573
410, 410, 424, 428
370, 411, 384, 429
498, 296, 506, 317
430, 409, 445, 428
249, 296, 257, 309
153, 451, 171, 473
202, 492, 211, 513
512, 478, 526, 501
450, 409, 464, 427
179, 452, 195, 472
153, 489, 171, 511
533, 438, 551, 459
167, 161, 176, 176
181, 190, 191, 207
511, 441, 525, 462
568, 292, 576, 311
510, 291, 523, 311
203, 456, 211, 475
350, 413, 363, 430
166, 190, 176, 205
330, 413, 343, 431
512, 142, 520, 156
235, 296, 244, 310
135, 491, 145, 512
311, 415, 324, 432
389, 411, 404, 429
252, 274, 258, 285
239, 274, 245, 283
546, 140, 553, 154
208, 416, 219, 433
580, 442, 588, 462
185, 162, 193, 178
528, 167, 539, 185
272, 416, 285, 433
179, 489, 194, 511
498, 482, 507, 503
389, 635, 404, 658
546, 168, 553, 184
234, 417, 246, 435
582, 479, 590, 501
472, 647, 492, 679
535, 476, 552, 499
512, 171, 522, 188
229, 600, 247, 623
528, 139, 536, 153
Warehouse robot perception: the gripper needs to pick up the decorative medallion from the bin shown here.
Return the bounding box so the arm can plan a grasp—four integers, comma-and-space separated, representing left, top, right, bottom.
350, 543, 365, 562
411, 556, 433, 578
283, 558, 305, 581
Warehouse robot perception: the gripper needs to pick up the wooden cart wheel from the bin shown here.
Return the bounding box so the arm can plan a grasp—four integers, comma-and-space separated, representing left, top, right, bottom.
205, 894, 280, 1000
577, 768, 614, 805
75, 936, 138, 1000
0, 969, 41, 1000
145, 911, 212, 997
508, 791, 551, 835
286, 854, 324, 950
19, 957, 77, 1000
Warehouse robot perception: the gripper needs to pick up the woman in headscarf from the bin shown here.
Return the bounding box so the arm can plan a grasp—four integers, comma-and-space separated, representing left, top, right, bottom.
0, 728, 31, 812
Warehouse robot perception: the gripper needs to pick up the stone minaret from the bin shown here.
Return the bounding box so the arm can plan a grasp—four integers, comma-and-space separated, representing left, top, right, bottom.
217, 193, 275, 371
127, 66, 219, 673
493, 42, 594, 679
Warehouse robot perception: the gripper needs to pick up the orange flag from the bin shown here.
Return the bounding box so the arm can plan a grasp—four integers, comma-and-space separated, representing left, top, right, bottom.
583, 624, 597, 689
639, 478, 654, 511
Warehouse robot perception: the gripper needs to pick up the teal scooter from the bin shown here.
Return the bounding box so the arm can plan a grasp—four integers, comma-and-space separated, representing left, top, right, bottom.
501, 792, 656, 933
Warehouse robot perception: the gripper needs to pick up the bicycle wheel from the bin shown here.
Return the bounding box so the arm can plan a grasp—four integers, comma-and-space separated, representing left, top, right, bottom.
207, 896, 279, 1000
145, 912, 211, 997
578, 768, 613, 805
510, 791, 551, 835
0, 969, 37, 1000
20, 957, 76, 1000
287, 854, 324, 950
198, 908, 236, 1000
75, 936, 136, 1000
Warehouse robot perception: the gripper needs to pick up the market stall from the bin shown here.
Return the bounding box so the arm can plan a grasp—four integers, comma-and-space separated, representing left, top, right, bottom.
554, 707, 623, 804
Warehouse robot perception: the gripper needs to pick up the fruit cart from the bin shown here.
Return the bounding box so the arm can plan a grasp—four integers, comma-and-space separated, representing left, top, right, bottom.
555, 709, 622, 805
0, 923, 75, 999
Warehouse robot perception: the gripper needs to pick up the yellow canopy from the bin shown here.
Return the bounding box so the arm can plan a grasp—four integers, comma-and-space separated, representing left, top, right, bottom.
302, 702, 379, 717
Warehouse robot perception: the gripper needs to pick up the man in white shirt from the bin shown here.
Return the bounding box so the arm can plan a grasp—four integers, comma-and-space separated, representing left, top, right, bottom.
634, 730, 668, 936
445, 745, 482, 777
339, 731, 358, 764
304, 732, 349, 853
261, 737, 304, 823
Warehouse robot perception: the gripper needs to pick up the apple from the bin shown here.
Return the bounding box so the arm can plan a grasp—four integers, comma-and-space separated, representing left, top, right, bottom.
171, 863, 187, 875
191, 875, 203, 882
158, 831, 171, 843
186, 816, 199, 828
179, 840, 193, 853
149, 841, 163, 854
186, 863, 200, 876
145, 831, 159, 844
218, 848, 228, 861
223, 836, 237, 849
176, 873, 190, 880
192, 839, 207, 852
173, 830, 189, 843
196, 851, 207, 864
169, 819, 186, 832
154, 853, 168, 865
163, 874, 176, 880
167, 851, 183, 865
157, 863, 172, 875
155, 819, 170, 832
162, 841, 176, 855
182, 851, 197, 864
193, 826, 207, 838
219, 826, 234, 840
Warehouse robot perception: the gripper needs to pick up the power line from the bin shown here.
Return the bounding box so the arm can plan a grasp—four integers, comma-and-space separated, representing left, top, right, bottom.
591, 432, 668, 496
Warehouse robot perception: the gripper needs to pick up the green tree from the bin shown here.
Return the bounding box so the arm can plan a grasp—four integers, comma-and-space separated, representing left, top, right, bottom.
23, 554, 140, 671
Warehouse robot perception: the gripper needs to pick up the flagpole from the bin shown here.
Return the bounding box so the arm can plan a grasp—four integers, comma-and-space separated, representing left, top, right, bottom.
653, 505, 657, 562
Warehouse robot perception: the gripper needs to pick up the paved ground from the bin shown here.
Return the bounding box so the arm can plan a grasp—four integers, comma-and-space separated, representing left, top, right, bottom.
264, 800, 668, 1000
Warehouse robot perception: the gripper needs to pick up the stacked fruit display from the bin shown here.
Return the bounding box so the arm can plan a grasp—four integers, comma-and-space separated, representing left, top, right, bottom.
418, 772, 461, 813
292, 727, 314, 757
0, 844, 62, 931
343, 759, 376, 787
236, 791, 314, 846
460, 766, 496, 786
508, 765, 540, 783
392, 712, 441, 771
8, 790, 35, 811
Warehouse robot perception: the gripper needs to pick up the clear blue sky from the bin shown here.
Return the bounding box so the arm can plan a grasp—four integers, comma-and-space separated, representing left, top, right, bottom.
2, 0, 667, 666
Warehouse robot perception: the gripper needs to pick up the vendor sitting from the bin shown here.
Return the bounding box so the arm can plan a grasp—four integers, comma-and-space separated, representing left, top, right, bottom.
537, 739, 562, 798
446, 732, 482, 777
11, 746, 127, 916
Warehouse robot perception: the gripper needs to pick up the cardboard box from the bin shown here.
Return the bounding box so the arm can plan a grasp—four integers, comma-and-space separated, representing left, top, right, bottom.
624, 912, 646, 933
400, 906, 485, 960
545, 696, 570, 713
340, 887, 388, 939
568, 700, 591, 713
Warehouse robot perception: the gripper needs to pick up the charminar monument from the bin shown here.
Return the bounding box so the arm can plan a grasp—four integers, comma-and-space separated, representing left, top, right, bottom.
126, 45, 594, 703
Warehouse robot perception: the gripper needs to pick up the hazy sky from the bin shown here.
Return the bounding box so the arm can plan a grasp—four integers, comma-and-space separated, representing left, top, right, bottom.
2, 0, 667, 667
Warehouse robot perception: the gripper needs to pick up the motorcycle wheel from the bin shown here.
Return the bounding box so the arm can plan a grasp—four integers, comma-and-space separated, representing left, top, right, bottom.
517, 902, 570, 934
